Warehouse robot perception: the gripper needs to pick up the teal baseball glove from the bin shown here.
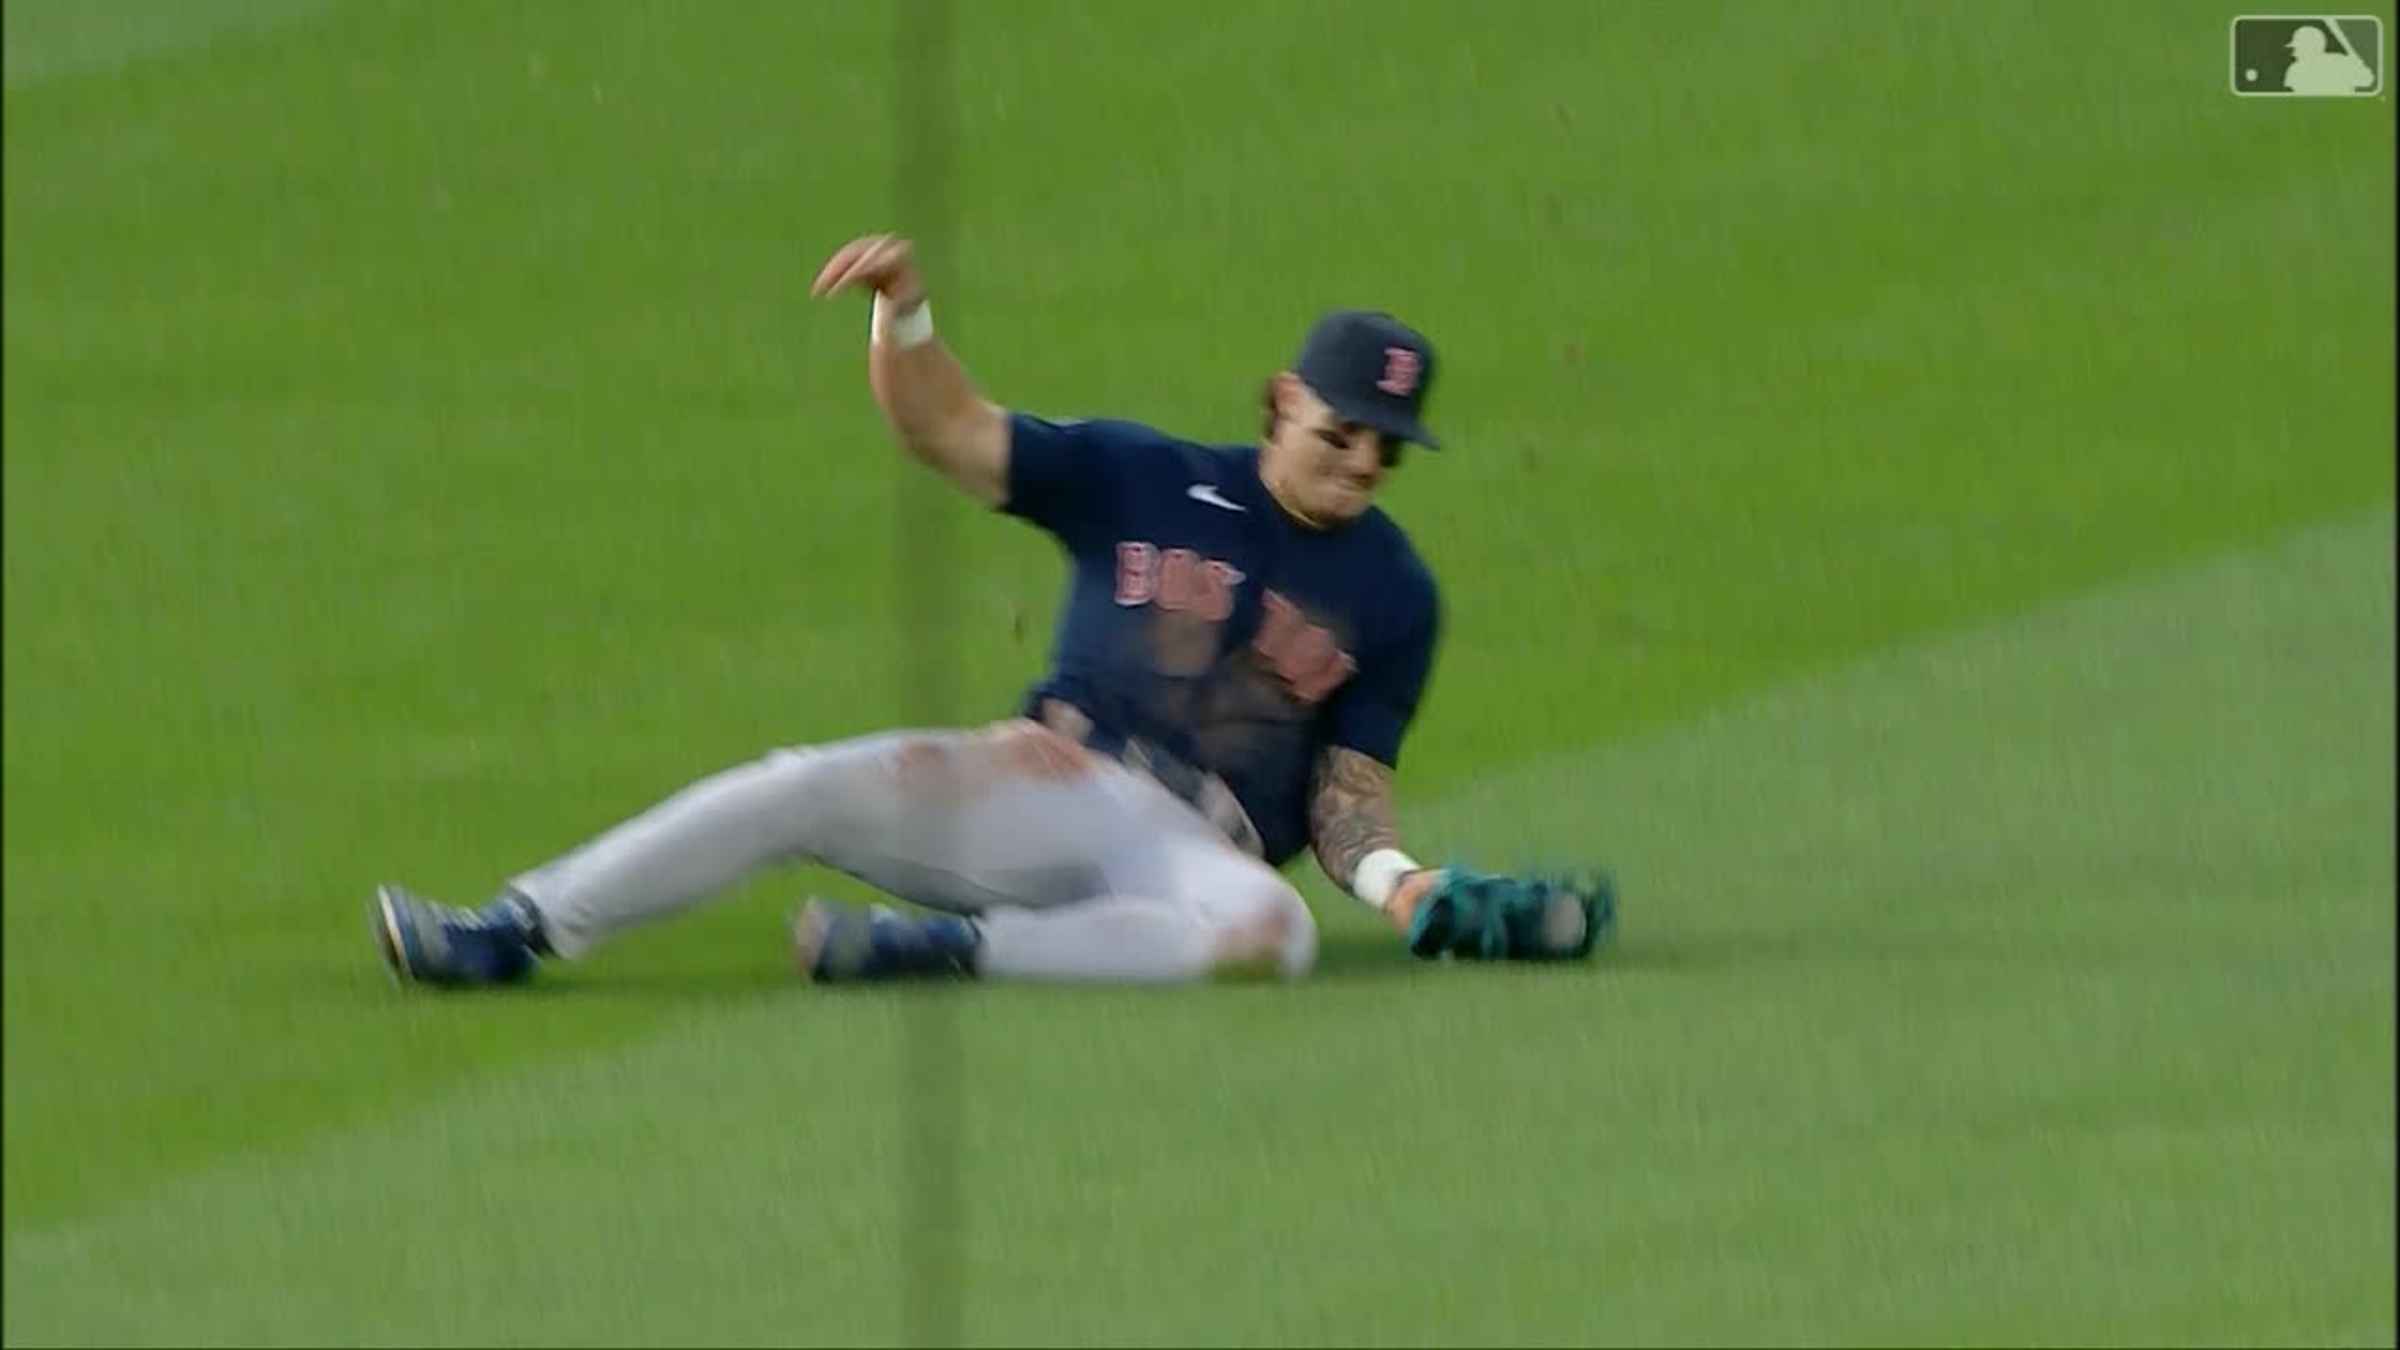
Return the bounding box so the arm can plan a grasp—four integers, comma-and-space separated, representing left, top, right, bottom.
1404, 865, 1616, 962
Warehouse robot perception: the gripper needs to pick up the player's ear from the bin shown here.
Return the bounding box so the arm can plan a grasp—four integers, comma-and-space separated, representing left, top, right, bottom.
1267, 369, 1305, 439
1267, 371, 1303, 424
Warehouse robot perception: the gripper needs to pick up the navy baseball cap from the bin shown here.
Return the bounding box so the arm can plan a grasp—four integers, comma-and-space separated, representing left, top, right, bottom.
1293, 310, 1441, 449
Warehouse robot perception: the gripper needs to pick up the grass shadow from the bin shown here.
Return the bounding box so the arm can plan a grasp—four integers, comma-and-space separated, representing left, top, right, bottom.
1310, 928, 1438, 982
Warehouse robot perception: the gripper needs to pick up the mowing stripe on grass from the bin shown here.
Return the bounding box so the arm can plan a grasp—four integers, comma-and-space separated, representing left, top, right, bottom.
1, 0, 343, 89
4, 508, 2389, 1346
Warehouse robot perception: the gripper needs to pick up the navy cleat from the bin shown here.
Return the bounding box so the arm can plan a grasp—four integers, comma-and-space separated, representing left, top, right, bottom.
791, 899, 980, 984
373, 884, 542, 988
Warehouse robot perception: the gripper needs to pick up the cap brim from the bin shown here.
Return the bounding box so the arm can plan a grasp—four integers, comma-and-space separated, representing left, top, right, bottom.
1324, 393, 1441, 450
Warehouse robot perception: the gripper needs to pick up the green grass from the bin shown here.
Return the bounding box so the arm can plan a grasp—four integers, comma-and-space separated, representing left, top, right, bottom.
4, 1, 2392, 1344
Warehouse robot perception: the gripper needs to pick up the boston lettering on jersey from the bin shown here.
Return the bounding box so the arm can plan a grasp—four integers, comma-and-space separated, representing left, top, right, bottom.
1001, 413, 1440, 868
1113, 546, 1356, 705
1112, 544, 1244, 623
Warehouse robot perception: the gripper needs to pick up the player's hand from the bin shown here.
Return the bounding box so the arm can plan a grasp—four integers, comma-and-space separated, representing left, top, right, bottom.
1387, 868, 1444, 932
811, 233, 926, 310
1400, 866, 1616, 962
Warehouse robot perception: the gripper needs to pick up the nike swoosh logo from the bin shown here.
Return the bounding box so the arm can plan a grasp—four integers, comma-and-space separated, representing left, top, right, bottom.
1187, 483, 1247, 513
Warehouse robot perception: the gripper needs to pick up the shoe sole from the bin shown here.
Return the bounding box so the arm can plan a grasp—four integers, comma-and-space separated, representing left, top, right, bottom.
788, 899, 834, 982
372, 885, 421, 986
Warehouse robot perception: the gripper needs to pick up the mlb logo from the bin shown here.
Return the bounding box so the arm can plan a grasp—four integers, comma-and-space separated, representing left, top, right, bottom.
2231, 16, 2384, 96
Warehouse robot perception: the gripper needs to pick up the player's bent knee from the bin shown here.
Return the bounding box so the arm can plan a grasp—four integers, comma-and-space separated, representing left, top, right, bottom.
1208, 885, 1317, 981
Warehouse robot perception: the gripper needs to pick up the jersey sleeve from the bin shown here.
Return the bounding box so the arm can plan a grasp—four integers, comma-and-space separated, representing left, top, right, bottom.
1327, 571, 1441, 769
1001, 412, 1136, 547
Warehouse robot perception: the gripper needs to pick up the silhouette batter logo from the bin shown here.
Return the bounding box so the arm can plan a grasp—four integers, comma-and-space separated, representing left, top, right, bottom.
2232, 16, 2383, 96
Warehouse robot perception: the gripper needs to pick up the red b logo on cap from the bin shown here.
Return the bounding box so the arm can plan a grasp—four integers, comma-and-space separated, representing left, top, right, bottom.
1377, 346, 1422, 396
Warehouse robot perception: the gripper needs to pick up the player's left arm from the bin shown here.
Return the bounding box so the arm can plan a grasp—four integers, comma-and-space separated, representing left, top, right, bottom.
1311, 735, 1614, 963
1308, 745, 1442, 934
1309, 568, 1613, 962
1307, 560, 1443, 931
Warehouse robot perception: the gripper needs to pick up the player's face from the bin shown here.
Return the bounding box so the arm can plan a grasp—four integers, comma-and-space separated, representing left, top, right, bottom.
1265, 378, 1399, 526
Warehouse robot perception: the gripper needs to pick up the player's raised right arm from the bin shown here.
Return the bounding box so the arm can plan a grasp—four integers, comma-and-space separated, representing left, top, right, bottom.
811, 234, 1008, 507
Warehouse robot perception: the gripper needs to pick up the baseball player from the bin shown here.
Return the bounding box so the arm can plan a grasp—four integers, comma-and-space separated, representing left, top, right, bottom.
372, 234, 1609, 987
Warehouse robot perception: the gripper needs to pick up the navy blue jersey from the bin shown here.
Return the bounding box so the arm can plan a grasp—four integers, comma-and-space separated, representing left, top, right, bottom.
1001, 412, 1440, 868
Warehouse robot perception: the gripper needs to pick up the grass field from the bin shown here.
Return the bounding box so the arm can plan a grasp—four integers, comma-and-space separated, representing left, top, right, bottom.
4, 1, 2394, 1344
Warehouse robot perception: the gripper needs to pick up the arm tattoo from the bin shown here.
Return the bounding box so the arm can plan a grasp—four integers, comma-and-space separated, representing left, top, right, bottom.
1310, 746, 1402, 893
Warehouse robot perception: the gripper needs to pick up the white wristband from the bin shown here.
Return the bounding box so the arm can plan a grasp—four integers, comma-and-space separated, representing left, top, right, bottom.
871, 294, 936, 349
1352, 848, 1423, 911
